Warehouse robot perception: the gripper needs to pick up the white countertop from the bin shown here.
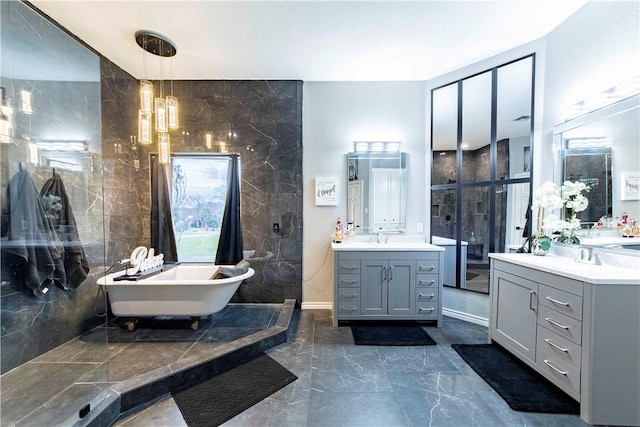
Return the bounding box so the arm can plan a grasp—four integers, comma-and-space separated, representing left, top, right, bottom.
331, 241, 444, 252
580, 236, 640, 246
489, 253, 640, 285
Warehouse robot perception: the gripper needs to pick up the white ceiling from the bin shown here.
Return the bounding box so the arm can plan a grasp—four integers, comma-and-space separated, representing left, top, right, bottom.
30, 0, 588, 82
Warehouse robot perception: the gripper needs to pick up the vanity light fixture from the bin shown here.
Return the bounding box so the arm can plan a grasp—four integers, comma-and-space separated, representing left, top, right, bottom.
565, 137, 611, 149
35, 140, 88, 152
353, 141, 401, 152
135, 30, 179, 158
561, 75, 640, 121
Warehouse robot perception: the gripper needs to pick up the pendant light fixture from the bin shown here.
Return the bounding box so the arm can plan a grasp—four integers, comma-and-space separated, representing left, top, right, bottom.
135, 30, 178, 163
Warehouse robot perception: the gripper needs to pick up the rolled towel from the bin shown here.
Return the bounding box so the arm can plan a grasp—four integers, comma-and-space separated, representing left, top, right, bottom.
218, 260, 251, 278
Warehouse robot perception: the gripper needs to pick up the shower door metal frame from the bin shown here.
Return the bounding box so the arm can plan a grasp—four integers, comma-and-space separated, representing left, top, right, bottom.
429, 54, 536, 293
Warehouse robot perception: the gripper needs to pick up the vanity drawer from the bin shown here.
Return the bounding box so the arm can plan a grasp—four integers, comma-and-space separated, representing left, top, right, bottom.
539, 284, 583, 321
416, 289, 438, 302
337, 288, 360, 302
416, 273, 438, 288
337, 274, 360, 288
538, 306, 583, 345
536, 345, 581, 396
537, 327, 582, 369
337, 260, 361, 274
337, 302, 360, 315
416, 301, 438, 316
416, 262, 439, 274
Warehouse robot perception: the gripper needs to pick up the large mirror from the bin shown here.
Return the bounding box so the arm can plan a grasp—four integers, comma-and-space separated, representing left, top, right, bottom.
347, 151, 408, 234
553, 94, 639, 251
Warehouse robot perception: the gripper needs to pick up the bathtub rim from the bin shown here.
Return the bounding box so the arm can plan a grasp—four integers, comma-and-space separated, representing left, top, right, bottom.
98, 265, 255, 286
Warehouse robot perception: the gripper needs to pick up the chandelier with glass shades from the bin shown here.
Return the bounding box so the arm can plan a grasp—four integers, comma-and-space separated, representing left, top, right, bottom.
135, 30, 179, 164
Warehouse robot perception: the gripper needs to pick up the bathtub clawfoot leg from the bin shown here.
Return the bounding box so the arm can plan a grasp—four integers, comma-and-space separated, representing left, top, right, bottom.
190, 317, 200, 331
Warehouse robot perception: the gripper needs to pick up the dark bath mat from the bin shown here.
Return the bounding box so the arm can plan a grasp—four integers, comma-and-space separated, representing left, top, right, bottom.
351, 324, 436, 346
172, 353, 297, 427
452, 344, 579, 414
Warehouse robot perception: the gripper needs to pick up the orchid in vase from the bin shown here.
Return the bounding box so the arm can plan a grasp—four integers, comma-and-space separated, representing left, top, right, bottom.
548, 180, 590, 244
523, 180, 590, 255
527, 181, 564, 255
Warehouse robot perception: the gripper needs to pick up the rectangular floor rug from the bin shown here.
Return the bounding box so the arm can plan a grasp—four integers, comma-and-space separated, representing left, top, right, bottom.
351, 324, 436, 346
172, 353, 297, 427
452, 343, 579, 414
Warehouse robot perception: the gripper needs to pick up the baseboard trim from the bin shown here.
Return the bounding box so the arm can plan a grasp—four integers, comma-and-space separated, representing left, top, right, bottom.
301, 302, 333, 310
443, 308, 489, 327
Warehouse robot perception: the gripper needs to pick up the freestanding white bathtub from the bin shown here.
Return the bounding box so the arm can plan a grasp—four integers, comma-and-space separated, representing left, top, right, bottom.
98, 264, 255, 330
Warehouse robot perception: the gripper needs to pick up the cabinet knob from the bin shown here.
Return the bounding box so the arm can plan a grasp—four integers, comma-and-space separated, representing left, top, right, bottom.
341, 306, 357, 312
419, 265, 435, 271
341, 265, 357, 270
419, 307, 435, 312
419, 279, 435, 285
419, 293, 436, 299
340, 279, 357, 284
340, 292, 357, 298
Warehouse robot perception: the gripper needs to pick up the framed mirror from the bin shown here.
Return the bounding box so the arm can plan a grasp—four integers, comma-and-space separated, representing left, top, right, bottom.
553, 94, 639, 251
347, 151, 407, 234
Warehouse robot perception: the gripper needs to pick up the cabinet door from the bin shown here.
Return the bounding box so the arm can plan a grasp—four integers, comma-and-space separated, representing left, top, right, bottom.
388, 259, 415, 315
361, 259, 387, 315
491, 268, 538, 363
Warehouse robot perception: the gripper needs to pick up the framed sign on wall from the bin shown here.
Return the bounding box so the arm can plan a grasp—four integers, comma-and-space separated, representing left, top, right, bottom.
315, 176, 338, 206
620, 172, 640, 200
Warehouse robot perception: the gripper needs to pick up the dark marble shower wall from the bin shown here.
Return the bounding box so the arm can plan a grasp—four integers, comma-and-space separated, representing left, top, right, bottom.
101, 77, 304, 305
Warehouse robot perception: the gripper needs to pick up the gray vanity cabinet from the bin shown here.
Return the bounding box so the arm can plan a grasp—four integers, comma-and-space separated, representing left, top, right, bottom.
333, 250, 443, 327
490, 268, 538, 364
361, 257, 415, 316
489, 254, 640, 426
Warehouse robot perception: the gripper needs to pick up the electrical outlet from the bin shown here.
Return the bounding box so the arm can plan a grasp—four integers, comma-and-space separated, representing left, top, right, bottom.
417, 222, 424, 233
273, 223, 280, 233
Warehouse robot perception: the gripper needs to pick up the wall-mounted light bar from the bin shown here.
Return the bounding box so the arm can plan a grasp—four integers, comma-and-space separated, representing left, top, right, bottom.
35, 140, 88, 151
353, 141, 401, 152
564, 137, 611, 149
561, 75, 640, 121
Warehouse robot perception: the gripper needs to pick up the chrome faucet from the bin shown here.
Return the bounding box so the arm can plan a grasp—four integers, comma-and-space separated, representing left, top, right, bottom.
377, 233, 387, 244
575, 246, 601, 265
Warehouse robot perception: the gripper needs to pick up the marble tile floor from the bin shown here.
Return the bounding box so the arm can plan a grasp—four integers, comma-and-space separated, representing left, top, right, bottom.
115, 312, 589, 427
0, 303, 291, 427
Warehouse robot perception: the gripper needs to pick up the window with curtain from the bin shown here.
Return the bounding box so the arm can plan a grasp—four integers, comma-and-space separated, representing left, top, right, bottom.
170, 154, 231, 262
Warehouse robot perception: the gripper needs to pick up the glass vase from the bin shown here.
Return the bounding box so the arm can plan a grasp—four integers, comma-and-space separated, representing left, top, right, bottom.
531, 235, 551, 256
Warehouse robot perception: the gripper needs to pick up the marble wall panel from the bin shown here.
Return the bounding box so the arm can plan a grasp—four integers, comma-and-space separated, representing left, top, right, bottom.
103, 79, 303, 305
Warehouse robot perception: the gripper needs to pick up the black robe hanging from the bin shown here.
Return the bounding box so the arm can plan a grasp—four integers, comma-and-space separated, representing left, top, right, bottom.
40, 173, 90, 290
0, 169, 65, 295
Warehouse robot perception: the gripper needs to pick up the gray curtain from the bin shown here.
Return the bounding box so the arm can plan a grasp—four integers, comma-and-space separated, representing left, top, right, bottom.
215, 154, 243, 265
151, 157, 178, 263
